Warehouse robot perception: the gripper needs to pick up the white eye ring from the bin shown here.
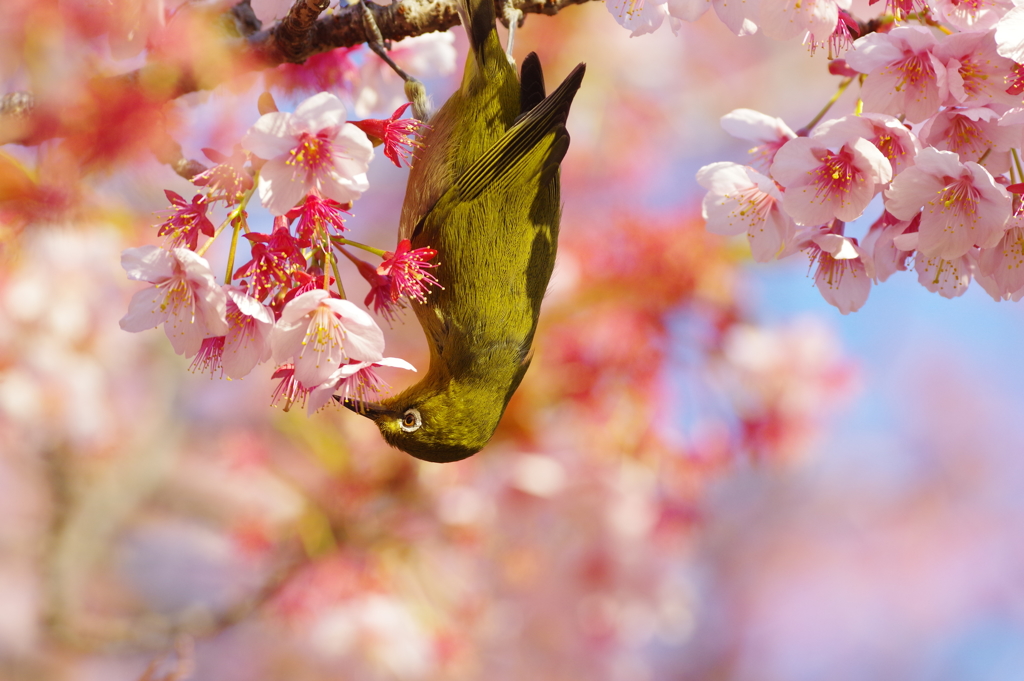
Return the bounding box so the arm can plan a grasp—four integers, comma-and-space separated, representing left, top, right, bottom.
400, 408, 422, 432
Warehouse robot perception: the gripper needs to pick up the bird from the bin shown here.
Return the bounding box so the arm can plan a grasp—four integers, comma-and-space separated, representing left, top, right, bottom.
344, 0, 585, 463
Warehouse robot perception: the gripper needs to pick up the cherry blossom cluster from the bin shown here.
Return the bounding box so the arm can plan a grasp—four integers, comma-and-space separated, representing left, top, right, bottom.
119, 91, 438, 409
687, 15, 1024, 313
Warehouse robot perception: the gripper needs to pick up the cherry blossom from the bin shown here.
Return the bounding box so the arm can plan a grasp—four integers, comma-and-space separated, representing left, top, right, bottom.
758, 0, 841, 46
884, 147, 1011, 260
156, 191, 215, 251
605, 0, 671, 37
119, 245, 228, 357
935, 29, 1019, 107
241, 92, 373, 216
770, 133, 892, 226
813, 113, 921, 177
190, 336, 227, 377
306, 357, 417, 414
720, 109, 797, 174
269, 47, 361, 96
269, 363, 312, 410
805, 231, 872, 314
377, 239, 441, 304
916, 251, 977, 298
191, 146, 253, 205
931, 0, 1010, 32
270, 290, 385, 389
976, 214, 1024, 298
697, 162, 796, 262
846, 26, 948, 123
893, 231, 979, 298
994, 3, 1024, 62
222, 288, 275, 379
352, 103, 427, 169
342, 249, 405, 322
234, 221, 307, 300
290, 193, 349, 247
664, 0, 758, 36
917, 106, 1017, 172
860, 212, 916, 283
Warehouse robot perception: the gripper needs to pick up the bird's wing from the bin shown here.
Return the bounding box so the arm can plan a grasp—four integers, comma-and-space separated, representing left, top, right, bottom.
454, 62, 586, 202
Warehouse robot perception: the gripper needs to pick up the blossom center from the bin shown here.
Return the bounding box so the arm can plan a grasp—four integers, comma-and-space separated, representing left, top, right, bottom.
892, 53, 933, 92
157, 277, 196, 320
303, 304, 347, 358
731, 186, 776, 222
288, 131, 335, 182
812, 149, 860, 200
938, 177, 981, 217
956, 57, 987, 99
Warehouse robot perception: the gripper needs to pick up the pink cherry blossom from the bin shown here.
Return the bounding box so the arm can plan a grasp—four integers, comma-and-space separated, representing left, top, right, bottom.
234, 221, 307, 300
770, 134, 892, 226
289, 193, 349, 247
665, 0, 758, 36
352, 103, 427, 169
916, 250, 977, 298
119, 245, 228, 357
306, 357, 417, 414
998, 106, 1024, 149
812, 113, 921, 177
757, 0, 839, 44
269, 363, 312, 411
932, 0, 1011, 32
720, 109, 797, 174
846, 26, 948, 123
860, 212, 916, 283
223, 288, 275, 379
269, 47, 361, 96
190, 335, 226, 377
697, 162, 796, 262
805, 231, 872, 314
605, 0, 671, 36
917, 106, 1017, 172
270, 290, 385, 389
377, 239, 441, 304
156, 190, 215, 251
191, 146, 253, 205
934, 29, 1018, 108
995, 4, 1024, 62
884, 147, 1011, 260
976, 213, 1024, 299
821, 9, 859, 57
241, 92, 373, 216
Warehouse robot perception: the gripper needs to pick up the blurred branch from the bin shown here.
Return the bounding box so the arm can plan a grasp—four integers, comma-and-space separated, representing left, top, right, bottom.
0, 0, 594, 147
151, 129, 209, 181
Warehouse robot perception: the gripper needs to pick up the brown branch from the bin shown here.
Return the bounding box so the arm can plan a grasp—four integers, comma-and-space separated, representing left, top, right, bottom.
276, 0, 334, 63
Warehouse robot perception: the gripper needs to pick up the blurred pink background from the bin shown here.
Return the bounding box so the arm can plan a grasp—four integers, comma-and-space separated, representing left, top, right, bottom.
2, 2, 1023, 679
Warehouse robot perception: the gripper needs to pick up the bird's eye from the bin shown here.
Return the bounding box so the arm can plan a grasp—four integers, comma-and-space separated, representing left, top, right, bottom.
400, 408, 422, 432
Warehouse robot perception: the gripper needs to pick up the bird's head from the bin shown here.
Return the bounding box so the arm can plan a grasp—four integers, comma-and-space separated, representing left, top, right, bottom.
344, 379, 505, 463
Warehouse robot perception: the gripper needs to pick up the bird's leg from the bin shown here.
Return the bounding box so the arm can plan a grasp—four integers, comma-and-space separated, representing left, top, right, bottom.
500, 0, 524, 62
360, 1, 430, 120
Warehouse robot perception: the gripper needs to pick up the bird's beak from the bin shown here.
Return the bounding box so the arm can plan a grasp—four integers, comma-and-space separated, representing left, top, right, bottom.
337, 396, 389, 420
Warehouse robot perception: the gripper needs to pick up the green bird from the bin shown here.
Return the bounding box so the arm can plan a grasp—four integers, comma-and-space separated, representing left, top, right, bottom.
345, 0, 585, 463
